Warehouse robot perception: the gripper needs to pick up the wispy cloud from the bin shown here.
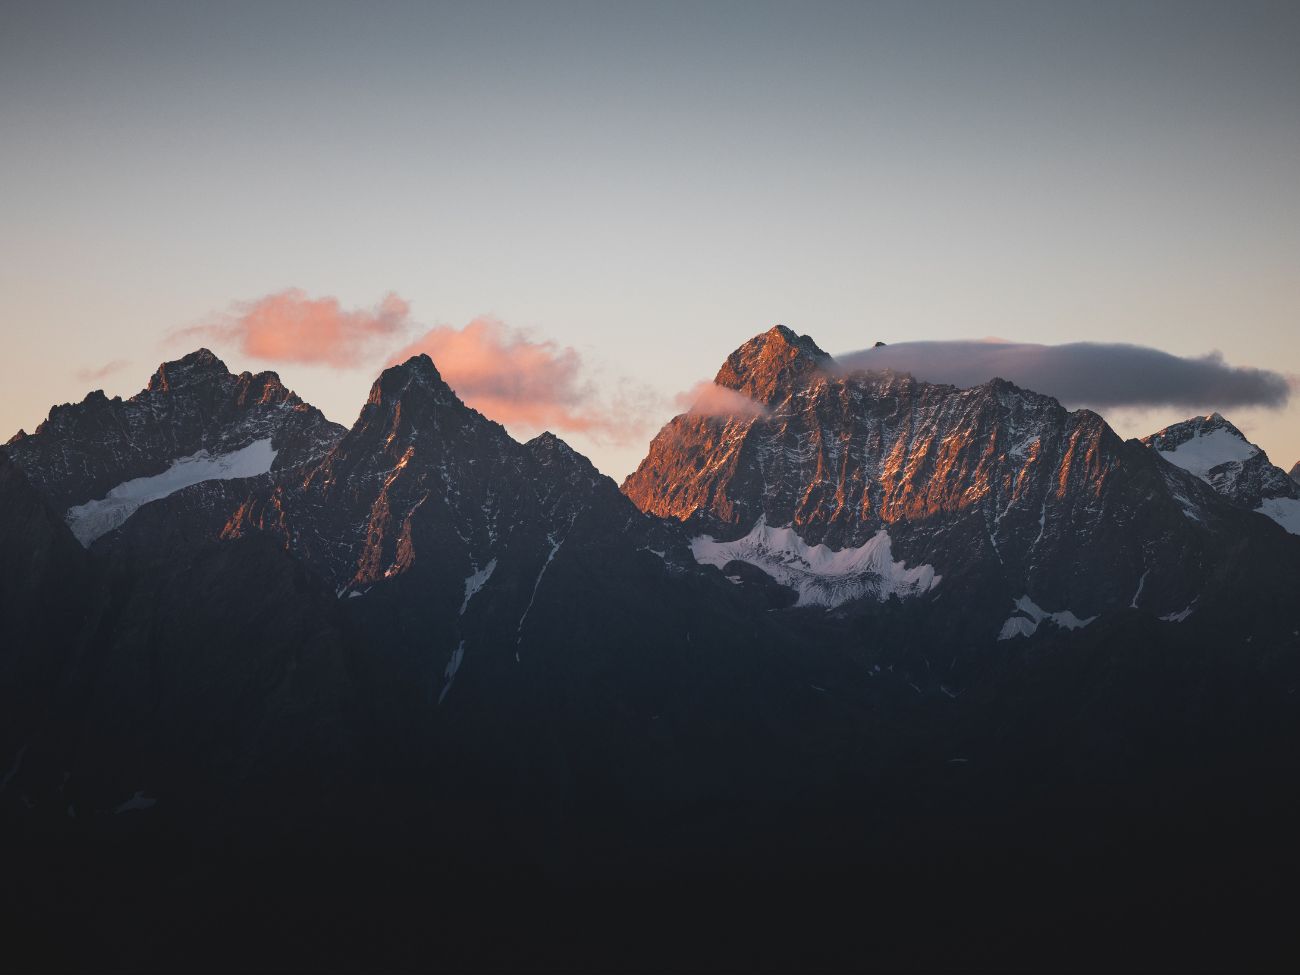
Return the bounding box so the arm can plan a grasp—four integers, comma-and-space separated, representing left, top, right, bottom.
76, 359, 129, 383
674, 380, 770, 419
391, 317, 655, 442
177, 288, 411, 368
836, 340, 1292, 411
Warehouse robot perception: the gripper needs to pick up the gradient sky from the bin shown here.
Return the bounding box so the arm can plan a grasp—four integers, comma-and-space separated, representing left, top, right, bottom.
3, 0, 1298, 479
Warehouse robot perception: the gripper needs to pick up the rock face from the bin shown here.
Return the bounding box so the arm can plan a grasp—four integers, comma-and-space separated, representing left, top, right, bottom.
1292, 461, 1300, 487
218, 354, 656, 594
4, 349, 344, 543
623, 325, 1254, 632
213, 354, 695, 684
1143, 412, 1300, 535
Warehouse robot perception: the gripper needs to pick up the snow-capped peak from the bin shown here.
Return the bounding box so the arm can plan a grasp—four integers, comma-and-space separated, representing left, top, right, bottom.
1143, 413, 1300, 534
1144, 414, 1258, 484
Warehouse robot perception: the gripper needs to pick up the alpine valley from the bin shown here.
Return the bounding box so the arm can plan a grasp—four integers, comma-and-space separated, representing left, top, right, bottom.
4, 327, 1300, 970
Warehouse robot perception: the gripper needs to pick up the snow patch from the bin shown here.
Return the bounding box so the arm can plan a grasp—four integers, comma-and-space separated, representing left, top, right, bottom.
1130, 569, 1150, 609
1160, 605, 1195, 623
997, 594, 1096, 640
1256, 496, 1300, 535
516, 533, 566, 658
690, 517, 939, 608
459, 558, 497, 614
65, 439, 278, 546
438, 641, 465, 704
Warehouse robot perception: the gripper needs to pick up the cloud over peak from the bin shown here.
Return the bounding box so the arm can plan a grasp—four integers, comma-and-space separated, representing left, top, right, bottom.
674, 381, 770, 420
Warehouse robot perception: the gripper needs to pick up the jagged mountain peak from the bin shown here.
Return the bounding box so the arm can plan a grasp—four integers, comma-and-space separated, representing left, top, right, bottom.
1291, 461, 1300, 487
526, 430, 584, 465
353, 354, 522, 458
341, 354, 473, 453
715, 325, 834, 403
147, 348, 229, 392
525, 431, 606, 490
366, 353, 447, 405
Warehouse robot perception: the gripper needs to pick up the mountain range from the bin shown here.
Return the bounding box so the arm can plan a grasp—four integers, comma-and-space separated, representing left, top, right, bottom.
4, 326, 1300, 969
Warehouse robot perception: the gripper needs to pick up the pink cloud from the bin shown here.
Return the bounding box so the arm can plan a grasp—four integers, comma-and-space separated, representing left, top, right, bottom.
174, 290, 659, 444
391, 317, 654, 442
181, 289, 411, 368
76, 359, 129, 383
675, 380, 770, 419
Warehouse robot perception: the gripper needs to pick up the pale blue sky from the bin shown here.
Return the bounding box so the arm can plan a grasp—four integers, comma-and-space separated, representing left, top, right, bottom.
3, 1, 1298, 478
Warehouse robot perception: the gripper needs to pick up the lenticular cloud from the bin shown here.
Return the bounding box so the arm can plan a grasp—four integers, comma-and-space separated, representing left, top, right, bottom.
836, 340, 1291, 411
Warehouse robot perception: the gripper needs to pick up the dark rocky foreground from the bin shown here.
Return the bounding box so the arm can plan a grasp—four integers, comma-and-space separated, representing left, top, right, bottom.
4, 333, 1300, 969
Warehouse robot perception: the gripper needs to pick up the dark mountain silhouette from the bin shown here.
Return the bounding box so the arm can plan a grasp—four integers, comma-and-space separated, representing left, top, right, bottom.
4, 334, 1300, 970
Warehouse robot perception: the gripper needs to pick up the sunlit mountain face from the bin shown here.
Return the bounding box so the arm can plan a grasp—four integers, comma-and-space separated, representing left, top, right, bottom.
5, 329, 1300, 970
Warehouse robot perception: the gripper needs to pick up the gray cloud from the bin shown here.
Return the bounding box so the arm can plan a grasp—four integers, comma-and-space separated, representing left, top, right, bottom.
835, 341, 1292, 411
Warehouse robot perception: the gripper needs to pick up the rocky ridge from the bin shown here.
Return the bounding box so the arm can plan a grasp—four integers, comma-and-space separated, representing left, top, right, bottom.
4, 349, 344, 543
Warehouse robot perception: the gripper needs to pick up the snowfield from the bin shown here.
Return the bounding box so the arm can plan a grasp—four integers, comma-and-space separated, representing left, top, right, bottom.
65, 438, 278, 546
690, 517, 939, 608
